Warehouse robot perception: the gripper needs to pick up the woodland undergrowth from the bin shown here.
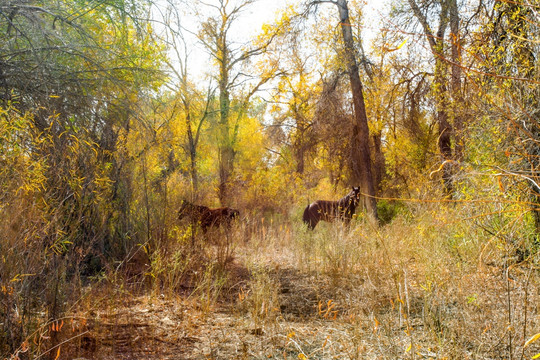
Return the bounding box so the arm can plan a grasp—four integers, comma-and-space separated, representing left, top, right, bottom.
5, 192, 540, 359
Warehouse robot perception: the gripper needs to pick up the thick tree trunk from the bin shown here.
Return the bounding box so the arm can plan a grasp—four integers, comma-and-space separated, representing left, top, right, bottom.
336, 0, 378, 223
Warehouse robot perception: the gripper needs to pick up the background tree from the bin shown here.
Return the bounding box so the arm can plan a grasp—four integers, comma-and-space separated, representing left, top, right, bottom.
307, 0, 378, 221
260, 5, 318, 178
158, 3, 216, 195
405, 0, 455, 195
194, 0, 278, 205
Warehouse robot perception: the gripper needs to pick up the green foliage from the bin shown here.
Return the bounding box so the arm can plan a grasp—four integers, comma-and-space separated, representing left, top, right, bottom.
0, 105, 47, 197
376, 200, 407, 225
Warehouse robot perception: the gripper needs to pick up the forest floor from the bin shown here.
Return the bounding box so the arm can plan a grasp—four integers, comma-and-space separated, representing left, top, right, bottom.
56, 220, 540, 360
65, 266, 415, 360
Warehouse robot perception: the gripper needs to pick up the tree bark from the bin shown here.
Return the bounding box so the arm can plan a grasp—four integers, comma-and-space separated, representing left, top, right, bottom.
336, 0, 378, 222
408, 0, 454, 196
186, 112, 199, 194
217, 32, 234, 206
372, 132, 385, 192
295, 130, 306, 174
449, 0, 464, 162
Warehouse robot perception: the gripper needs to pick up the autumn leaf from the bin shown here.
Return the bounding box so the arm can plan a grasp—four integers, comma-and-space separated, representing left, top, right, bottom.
54, 346, 61, 360
383, 39, 408, 52
525, 333, 540, 347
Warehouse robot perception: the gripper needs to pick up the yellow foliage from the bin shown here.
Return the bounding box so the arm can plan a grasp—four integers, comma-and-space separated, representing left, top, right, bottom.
525, 333, 540, 347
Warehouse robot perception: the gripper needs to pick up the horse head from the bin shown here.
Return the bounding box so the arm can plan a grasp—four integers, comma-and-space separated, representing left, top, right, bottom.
178, 199, 193, 220
229, 209, 240, 219
348, 186, 361, 207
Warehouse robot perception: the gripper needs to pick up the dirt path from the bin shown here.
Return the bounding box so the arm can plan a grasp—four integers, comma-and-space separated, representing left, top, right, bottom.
56, 235, 536, 360
63, 262, 396, 359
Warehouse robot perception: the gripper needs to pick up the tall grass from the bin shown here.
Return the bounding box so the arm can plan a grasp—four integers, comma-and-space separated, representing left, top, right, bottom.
230, 200, 540, 359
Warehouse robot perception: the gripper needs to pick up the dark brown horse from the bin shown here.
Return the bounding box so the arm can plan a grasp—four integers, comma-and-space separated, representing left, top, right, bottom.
302, 187, 361, 230
178, 200, 239, 232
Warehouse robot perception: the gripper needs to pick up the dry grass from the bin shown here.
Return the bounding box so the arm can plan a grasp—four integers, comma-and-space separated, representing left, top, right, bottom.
6, 202, 540, 359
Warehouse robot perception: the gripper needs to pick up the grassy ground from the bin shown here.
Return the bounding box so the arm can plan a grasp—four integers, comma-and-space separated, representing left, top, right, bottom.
12, 204, 540, 359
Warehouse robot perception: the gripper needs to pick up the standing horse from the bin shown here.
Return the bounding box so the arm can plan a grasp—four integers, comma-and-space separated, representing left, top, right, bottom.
302, 187, 361, 230
178, 200, 239, 232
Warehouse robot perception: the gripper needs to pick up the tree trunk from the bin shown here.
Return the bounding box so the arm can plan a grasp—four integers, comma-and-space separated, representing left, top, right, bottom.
294, 119, 306, 174
186, 112, 199, 194
372, 132, 385, 192
295, 142, 305, 174
449, 0, 464, 162
435, 62, 454, 194
336, 0, 378, 222
218, 56, 234, 206
197, 1, 277, 206
408, 0, 454, 196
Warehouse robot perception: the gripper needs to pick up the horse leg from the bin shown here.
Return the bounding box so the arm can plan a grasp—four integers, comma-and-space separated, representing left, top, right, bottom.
307, 210, 319, 230
303, 205, 317, 230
